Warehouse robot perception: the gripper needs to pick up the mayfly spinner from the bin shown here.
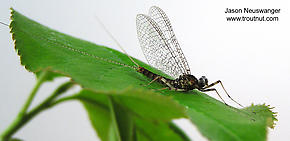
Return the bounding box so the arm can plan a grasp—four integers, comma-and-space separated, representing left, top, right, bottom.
97, 6, 242, 107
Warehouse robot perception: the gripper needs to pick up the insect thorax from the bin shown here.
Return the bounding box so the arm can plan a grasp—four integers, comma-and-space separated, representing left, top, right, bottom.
170, 75, 199, 90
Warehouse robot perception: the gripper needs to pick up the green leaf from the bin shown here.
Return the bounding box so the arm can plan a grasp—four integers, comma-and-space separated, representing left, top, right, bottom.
80, 95, 111, 141
10, 8, 277, 141
35, 70, 64, 82
9, 138, 23, 141
77, 88, 186, 121
77, 89, 188, 141
134, 118, 189, 141
171, 92, 277, 141
108, 95, 134, 141
243, 104, 277, 129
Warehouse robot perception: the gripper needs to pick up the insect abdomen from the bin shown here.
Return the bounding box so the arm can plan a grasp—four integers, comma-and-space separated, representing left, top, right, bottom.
137, 67, 159, 79
137, 67, 167, 84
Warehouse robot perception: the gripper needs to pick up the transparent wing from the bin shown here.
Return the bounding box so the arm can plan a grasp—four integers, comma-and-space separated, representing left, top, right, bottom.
148, 6, 191, 75
136, 14, 187, 79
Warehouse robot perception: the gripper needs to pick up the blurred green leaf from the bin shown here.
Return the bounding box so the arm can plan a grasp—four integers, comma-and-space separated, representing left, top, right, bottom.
9, 138, 23, 141
77, 89, 188, 141
108, 95, 135, 141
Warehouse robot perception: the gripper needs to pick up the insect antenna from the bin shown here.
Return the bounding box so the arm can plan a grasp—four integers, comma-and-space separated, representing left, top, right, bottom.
0, 21, 9, 27
94, 16, 140, 68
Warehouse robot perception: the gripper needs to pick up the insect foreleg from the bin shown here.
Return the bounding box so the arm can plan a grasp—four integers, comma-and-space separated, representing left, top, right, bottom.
205, 80, 243, 107
204, 80, 220, 89
200, 88, 228, 106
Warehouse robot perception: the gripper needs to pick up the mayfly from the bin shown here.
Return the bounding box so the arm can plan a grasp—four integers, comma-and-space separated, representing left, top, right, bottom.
97, 6, 243, 107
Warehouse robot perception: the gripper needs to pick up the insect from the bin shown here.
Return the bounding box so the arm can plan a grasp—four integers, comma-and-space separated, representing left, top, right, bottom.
135, 6, 243, 107
97, 6, 243, 107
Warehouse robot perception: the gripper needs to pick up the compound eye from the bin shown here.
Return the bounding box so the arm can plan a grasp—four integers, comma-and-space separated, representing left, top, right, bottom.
202, 76, 208, 85
199, 78, 205, 85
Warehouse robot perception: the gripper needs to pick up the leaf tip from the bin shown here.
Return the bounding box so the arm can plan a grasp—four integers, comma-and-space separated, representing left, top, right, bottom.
248, 103, 278, 129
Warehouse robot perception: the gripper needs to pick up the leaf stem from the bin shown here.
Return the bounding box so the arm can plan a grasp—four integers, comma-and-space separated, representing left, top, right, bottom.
30, 81, 75, 111
20, 71, 48, 117
0, 71, 48, 140
0, 76, 74, 140
48, 95, 77, 108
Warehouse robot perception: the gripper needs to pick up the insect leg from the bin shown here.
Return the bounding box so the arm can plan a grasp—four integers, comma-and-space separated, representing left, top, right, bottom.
144, 76, 162, 87
205, 80, 243, 107
160, 79, 187, 91
159, 78, 175, 89
156, 78, 188, 91
174, 88, 188, 92
155, 87, 187, 92
200, 88, 228, 106
203, 80, 219, 88
156, 87, 169, 91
